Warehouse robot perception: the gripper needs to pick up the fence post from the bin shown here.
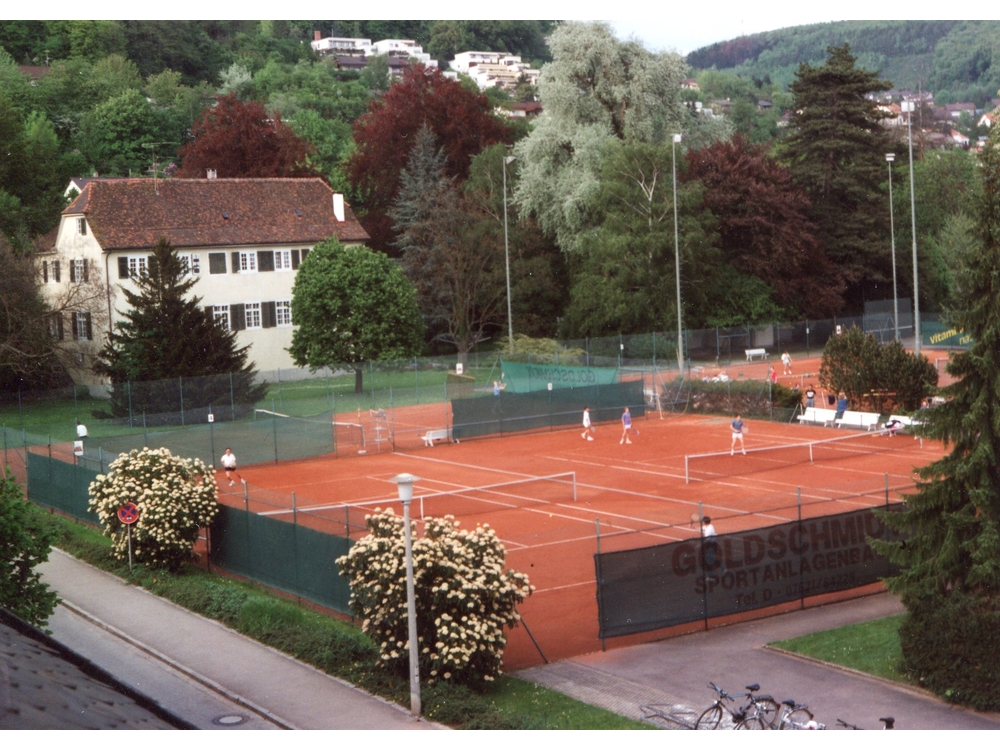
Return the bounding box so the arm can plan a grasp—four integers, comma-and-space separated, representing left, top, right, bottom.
48, 434, 52, 459
3, 424, 7, 469
73, 385, 78, 423
209, 407, 216, 468
345, 504, 350, 541
127, 381, 133, 430
272, 399, 279, 464
414, 357, 419, 404
179, 376, 185, 426
798, 487, 805, 609
370, 360, 375, 409
99, 446, 103, 473
230, 372, 236, 421
595, 517, 606, 652
143, 411, 148, 446
18, 390, 23, 432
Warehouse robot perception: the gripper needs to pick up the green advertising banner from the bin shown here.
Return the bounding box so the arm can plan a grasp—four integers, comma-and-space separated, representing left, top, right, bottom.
500, 360, 619, 393
923, 321, 974, 349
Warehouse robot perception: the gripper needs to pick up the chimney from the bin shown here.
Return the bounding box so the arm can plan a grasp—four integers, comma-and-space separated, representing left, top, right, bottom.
333, 193, 345, 223
207, 169, 217, 179
314, 30, 322, 41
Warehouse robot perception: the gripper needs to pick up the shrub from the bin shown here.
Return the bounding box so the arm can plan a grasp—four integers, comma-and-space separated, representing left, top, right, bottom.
0, 471, 58, 626
820, 326, 937, 412
337, 510, 533, 690
88, 447, 218, 571
897, 588, 1000, 711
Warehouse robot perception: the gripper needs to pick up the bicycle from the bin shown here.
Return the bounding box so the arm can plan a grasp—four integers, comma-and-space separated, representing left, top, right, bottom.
776, 700, 824, 730
695, 682, 779, 730
837, 717, 895, 730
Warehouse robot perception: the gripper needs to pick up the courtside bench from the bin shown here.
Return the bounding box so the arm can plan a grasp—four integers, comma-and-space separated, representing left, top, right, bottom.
421, 428, 452, 447
745, 348, 767, 361
835, 410, 880, 431
797, 407, 838, 427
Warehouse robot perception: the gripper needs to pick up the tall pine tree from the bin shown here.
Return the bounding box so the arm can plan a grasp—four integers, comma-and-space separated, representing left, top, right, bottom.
95, 238, 266, 420
780, 44, 893, 311
876, 127, 1000, 711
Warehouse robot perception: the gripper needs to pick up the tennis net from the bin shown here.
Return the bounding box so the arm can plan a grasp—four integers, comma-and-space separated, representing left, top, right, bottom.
685, 429, 923, 483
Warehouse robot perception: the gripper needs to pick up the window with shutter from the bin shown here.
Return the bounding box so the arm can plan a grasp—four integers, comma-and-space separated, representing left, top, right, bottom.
262, 301, 276, 328
230, 303, 246, 331
53, 260, 60, 282
257, 250, 275, 272
84, 312, 92, 340
42, 261, 48, 283
118, 257, 129, 278
291, 249, 300, 269
232, 251, 240, 273
275, 249, 292, 270
212, 305, 230, 330
77, 218, 87, 235
73, 311, 90, 341
301, 248, 310, 262
276, 300, 292, 326
245, 302, 262, 329
209, 253, 227, 274
70, 261, 76, 283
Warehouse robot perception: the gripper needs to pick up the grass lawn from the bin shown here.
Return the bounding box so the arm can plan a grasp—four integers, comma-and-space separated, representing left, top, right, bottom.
770, 614, 915, 684
43, 512, 650, 730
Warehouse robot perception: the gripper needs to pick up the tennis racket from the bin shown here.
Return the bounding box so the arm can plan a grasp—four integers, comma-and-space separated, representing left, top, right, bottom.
742, 426, 749, 434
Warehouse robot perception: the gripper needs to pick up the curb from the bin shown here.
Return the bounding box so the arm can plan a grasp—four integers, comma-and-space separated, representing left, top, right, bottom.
58, 597, 298, 730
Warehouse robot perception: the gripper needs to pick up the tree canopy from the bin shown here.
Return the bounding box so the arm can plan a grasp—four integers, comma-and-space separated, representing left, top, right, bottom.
288, 239, 424, 390
177, 93, 315, 178
347, 65, 511, 254
0, 471, 58, 627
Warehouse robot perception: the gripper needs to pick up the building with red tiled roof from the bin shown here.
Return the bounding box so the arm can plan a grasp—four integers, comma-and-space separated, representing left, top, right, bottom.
39, 177, 369, 383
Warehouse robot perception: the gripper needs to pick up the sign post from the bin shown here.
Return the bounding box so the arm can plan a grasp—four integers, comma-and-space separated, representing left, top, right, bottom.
117, 502, 140, 572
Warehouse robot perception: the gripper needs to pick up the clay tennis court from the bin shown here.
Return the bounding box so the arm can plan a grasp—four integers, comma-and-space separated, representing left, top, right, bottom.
226, 386, 945, 669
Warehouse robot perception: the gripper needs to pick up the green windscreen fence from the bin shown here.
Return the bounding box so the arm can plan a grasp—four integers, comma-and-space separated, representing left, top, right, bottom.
452, 380, 645, 440
210, 505, 353, 614
595, 504, 905, 639
27, 452, 99, 524
500, 360, 619, 393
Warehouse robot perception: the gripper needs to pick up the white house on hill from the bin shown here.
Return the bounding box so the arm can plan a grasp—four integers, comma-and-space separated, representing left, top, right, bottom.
37, 177, 369, 385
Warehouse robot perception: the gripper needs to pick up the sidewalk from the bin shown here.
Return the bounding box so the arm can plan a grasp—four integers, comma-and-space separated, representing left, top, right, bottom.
39, 549, 442, 730
518, 593, 1000, 730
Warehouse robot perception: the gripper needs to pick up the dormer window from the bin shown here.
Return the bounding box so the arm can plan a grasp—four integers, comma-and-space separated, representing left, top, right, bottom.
77, 218, 87, 235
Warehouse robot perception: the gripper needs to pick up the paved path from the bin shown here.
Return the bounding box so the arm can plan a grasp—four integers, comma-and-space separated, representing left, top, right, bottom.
40, 549, 442, 730
518, 593, 1000, 730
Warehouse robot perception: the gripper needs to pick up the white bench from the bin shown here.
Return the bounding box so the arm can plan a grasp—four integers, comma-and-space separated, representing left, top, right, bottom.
797, 407, 838, 427
835, 411, 880, 431
421, 428, 451, 447
745, 348, 767, 361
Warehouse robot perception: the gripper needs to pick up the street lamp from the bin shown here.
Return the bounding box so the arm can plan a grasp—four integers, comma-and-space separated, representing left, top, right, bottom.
389, 472, 422, 717
672, 133, 684, 375
901, 100, 920, 355
503, 155, 517, 354
886, 153, 899, 341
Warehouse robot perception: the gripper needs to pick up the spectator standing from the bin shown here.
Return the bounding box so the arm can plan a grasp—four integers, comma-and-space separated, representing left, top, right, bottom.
835, 392, 848, 422
805, 384, 816, 409
76, 421, 88, 440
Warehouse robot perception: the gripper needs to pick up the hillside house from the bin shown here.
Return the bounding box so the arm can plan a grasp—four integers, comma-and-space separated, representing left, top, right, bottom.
36, 178, 368, 385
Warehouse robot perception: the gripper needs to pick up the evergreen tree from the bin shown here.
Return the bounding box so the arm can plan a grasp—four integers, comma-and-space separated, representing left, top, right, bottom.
876, 128, 1000, 710
95, 238, 266, 420
780, 44, 893, 310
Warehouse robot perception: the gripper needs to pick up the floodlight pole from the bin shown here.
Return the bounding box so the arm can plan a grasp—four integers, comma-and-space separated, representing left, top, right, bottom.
886, 153, 899, 341
902, 101, 920, 355
503, 155, 517, 354
672, 133, 684, 375
390, 473, 422, 717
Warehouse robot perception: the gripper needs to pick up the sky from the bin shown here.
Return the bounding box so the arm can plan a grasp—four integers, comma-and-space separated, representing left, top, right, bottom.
20, 5, 1000, 58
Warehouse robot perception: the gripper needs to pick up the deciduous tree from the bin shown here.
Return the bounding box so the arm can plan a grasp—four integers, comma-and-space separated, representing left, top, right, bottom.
177, 93, 314, 178
685, 134, 843, 318
0, 471, 58, 627
347, 65, 510, 254
289, 239, 424, 392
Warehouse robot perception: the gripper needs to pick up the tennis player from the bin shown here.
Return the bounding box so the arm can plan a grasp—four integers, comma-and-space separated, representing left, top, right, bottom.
220, 448, 244, 486
620, 407, 633, 445
730, 414, 747, 456
581, 407, 594, 441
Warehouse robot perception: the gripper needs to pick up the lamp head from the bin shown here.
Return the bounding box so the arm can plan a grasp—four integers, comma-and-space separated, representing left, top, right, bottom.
389, 473, 421, 504
672, 133, 682, 144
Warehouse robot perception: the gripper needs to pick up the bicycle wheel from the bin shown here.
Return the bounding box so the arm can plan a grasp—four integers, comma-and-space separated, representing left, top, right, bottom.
695, 705, 724, 730
782, 708, 815, 730
736, 716, 768, 730
756, 698, 780, 728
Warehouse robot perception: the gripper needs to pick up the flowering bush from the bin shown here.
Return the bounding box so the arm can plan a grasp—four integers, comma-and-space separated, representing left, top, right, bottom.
88, 447, 218, 571
337, 510, 533, 689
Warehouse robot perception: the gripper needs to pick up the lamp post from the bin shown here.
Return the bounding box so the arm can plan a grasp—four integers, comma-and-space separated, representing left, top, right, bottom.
389, 472, 422, 717
901, 100, 920, 354
672, 133, 684, 375
503, 155, 516, 354
886, 153, 899, 341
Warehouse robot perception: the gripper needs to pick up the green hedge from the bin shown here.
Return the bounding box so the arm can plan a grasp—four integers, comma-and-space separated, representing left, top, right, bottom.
898, 589, 1000, 711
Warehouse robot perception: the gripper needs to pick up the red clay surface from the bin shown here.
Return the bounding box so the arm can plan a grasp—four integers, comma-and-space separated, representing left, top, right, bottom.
225, 401, 945, 670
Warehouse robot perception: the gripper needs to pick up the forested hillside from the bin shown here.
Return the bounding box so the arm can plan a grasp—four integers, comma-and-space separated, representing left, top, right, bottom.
687, 20, 1000, 106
